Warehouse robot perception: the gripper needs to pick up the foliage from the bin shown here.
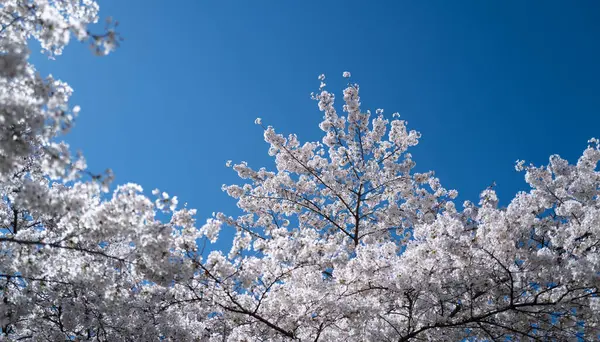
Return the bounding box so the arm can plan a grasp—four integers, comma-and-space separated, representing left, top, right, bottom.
0, 1, 202, 340
1, 1, 599, 341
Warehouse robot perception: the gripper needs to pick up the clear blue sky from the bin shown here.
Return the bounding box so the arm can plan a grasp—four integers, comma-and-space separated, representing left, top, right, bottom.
33, 0, 600, 246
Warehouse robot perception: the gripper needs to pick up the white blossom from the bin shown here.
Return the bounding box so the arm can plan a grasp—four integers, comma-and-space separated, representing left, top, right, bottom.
199, 219, 222, 243
204, 75, 600, 341
2, 2, 599, 339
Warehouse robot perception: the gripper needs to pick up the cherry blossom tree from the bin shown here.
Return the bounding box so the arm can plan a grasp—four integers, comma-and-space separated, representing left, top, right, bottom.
2, 1, 599, 341
198, 73, 600, 341
1, 1, 205, 340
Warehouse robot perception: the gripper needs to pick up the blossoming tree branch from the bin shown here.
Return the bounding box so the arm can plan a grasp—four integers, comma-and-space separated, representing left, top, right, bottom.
1, 1, 598, 341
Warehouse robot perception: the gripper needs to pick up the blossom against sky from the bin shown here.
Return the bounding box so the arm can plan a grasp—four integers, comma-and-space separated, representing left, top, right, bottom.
31, 0, 600, 250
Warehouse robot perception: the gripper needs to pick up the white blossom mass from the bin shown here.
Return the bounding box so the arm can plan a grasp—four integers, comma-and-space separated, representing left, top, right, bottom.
1, 1, 599, 341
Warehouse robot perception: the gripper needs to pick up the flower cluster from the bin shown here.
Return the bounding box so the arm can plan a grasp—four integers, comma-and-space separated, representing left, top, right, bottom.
1, 1, 598, 340
206, 75, 600, 340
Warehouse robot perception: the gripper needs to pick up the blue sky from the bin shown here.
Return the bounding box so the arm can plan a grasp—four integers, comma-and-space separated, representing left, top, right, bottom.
33, 0, 600, 246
